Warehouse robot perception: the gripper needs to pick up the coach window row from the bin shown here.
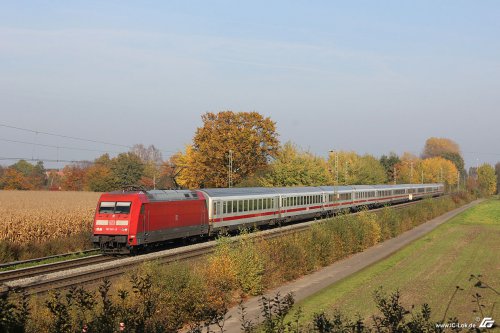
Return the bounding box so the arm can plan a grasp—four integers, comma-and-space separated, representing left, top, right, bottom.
283, 194, 322, 207
218, 198, 275, 215
378, 190, 391, 197
327, 193, 352, 202
393, 189, 406, 195
356, 191, 376, 199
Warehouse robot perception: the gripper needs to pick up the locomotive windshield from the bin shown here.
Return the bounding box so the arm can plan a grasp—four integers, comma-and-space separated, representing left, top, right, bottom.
99, 201, 132, 214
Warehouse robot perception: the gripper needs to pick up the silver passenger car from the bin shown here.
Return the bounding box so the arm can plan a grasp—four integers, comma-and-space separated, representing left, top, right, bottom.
199, 183, 444, 232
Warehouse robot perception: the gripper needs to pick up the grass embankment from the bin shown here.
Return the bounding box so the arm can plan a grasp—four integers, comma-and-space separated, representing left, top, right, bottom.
296, 198, 500, 324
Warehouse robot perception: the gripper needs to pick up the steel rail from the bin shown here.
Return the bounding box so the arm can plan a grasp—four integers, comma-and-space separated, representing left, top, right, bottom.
0, 249, 100, 270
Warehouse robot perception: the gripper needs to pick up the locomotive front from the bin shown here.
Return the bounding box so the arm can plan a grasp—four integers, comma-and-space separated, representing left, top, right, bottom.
91, 192, 146, 254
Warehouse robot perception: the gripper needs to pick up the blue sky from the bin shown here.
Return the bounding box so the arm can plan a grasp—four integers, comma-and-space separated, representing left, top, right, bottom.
1, 1, 499, 169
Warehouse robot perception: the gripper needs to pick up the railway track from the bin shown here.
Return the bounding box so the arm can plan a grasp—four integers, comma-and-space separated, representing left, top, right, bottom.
0, 254, 116, 285
0, 249, 100, 271
1, 197, 442, 296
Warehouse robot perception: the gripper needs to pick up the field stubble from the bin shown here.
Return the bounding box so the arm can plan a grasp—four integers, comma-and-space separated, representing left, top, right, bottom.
0, 191, 100, 262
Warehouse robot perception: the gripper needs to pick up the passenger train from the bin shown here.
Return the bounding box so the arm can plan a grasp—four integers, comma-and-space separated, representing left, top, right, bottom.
92, 183, 444, 253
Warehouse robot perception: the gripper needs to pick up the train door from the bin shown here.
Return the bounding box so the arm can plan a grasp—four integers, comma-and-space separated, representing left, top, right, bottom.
140, 204, 150, 244
201, 201, 209, 235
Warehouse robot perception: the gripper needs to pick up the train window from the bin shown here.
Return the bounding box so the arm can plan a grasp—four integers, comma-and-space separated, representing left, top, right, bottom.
239, 200, 244, 212
115, 202, 132, 214
223, 202, 227, 214
257, 199, 262, 210
268, 198, 272, 208
213, 203, 217, 215
227, 201, 232, 214
249, 200, 253, 211
99, 202, 115, 214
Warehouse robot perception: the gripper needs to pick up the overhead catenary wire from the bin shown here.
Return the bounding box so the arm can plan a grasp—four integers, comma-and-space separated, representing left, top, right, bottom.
0, 138, 124, 154
0, 122, 181, 158
0, 156, 175, 167
0, 123, 132, 148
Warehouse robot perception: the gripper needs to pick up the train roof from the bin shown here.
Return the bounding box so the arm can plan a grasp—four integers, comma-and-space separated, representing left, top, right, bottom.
145, 189, 200, 202
199, 183, 443, 198
199, 187, 322, 197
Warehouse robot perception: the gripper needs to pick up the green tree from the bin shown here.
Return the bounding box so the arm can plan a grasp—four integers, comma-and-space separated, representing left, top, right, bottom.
30, 161, 47, 189
477, 163, 497, 195
355, 155, 388, 185
176, 111, 279, 188
330, 152, 387, 185
257, 142, 331, 187
441, 151, 465, 175
111, 153, 145, 189
380, 152, 400, 183
10, 160, 34, 177
496, 162, 500, 194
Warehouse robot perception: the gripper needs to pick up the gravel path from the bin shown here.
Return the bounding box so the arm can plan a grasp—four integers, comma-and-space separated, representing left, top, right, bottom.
218, 199, 483, 332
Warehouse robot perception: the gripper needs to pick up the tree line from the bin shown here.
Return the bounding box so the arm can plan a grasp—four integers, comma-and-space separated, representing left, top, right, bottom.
0, 112, 497, 195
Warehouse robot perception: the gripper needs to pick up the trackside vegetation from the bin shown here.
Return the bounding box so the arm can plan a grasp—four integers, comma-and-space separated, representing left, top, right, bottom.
0, 193, 477, 332
294, 198, 500, 325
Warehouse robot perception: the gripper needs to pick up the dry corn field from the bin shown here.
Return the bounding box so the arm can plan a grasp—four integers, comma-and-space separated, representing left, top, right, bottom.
0, 191, 101, 245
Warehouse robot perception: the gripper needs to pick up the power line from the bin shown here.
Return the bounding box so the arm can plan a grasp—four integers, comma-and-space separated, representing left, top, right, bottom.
0, 123, 180, 156
462, 151, 500, 157
0, 156, 174, 167
0, 123, 132, 148
0, 138, 124, 154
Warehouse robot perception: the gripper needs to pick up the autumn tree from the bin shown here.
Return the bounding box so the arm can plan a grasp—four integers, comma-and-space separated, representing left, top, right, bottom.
257, 142, 331, 187
158, 156, 183, 189
61, 165, 87, 191
7, 160, 47, 189
395, 153, 422, 184
84, 154, 116, 192
421, 157, 458, 185
131, 144, 163, 189
422, 137, 464, 174
477, 163, 497, 195
0, 168, 33, 190
176, 111, 279, 188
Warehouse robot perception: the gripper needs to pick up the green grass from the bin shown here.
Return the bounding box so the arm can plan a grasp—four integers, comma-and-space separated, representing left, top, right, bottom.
0, 250, 99, 272
296, 198, 500, 324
